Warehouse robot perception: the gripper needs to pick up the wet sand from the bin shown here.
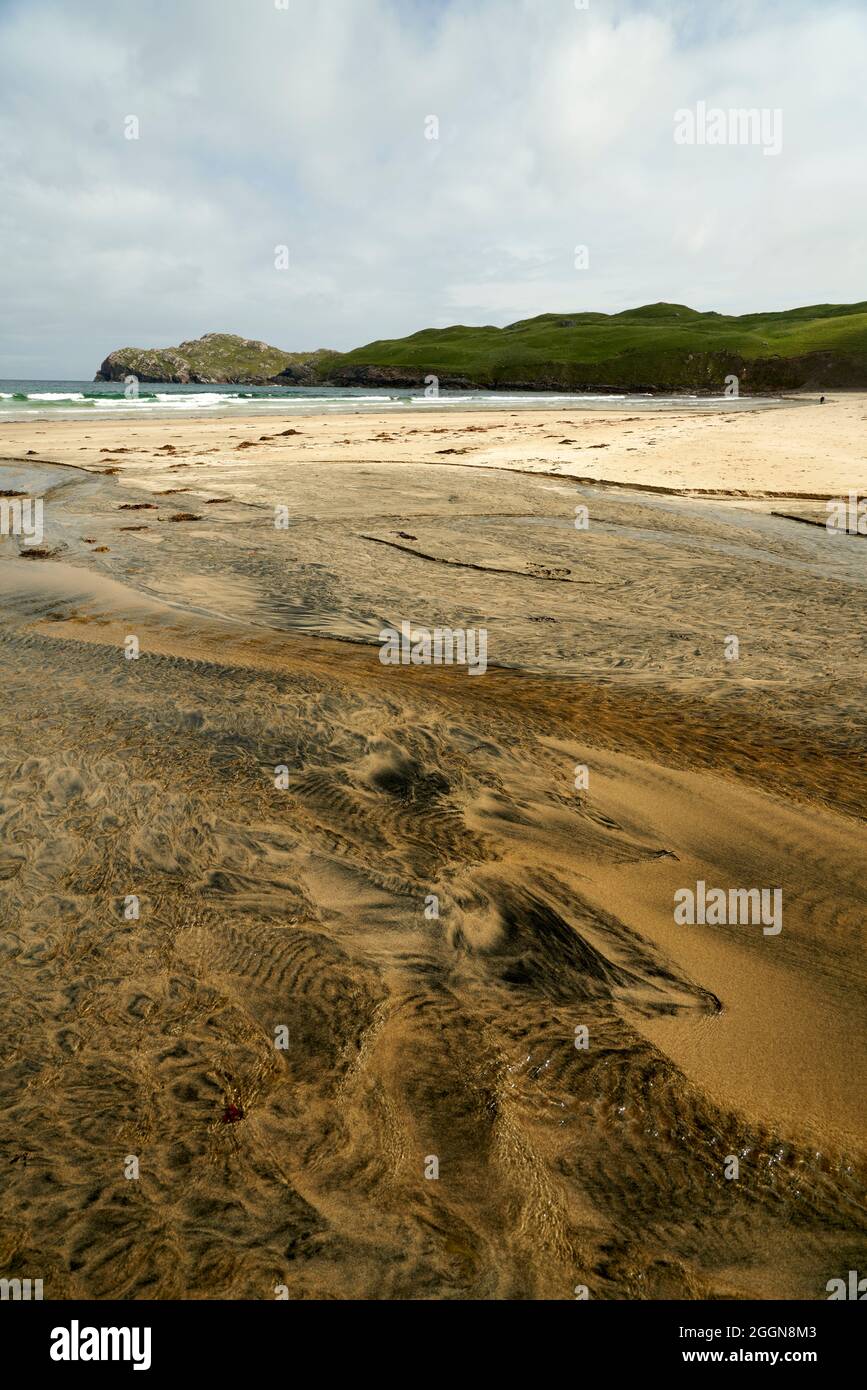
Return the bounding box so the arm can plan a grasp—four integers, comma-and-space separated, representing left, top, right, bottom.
0, 399, 865, 1300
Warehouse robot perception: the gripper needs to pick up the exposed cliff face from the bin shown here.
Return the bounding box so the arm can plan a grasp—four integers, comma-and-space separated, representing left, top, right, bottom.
94, 333, 334, 386
95, 303, 867, 392
310, 363, 478, 391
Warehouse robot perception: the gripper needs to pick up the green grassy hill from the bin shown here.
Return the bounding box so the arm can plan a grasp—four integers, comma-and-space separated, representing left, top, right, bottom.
96, 303, 867, 391
314, 301, 867, 391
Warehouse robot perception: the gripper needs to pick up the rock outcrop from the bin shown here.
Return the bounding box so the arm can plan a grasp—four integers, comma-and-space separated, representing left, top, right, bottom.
95, 333, 334, 386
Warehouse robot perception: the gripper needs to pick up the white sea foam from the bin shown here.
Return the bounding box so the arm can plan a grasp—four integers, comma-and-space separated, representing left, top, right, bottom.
0, 380, 793, 421
20, 391, 87, 401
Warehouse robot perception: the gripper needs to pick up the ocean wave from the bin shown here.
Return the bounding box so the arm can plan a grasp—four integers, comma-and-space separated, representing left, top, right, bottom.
83, 390, 159, 400
0, 381, 791, 419
15, 391, 87, 401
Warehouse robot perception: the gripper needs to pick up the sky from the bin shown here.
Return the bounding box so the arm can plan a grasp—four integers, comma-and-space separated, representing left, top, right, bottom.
1, 0, 866, 378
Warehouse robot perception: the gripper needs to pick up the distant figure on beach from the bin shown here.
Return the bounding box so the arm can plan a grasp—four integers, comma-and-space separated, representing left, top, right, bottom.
820, 395, 825, 403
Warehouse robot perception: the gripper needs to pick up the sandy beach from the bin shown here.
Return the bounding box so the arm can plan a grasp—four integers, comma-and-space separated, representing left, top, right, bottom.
0, 396, 864, 1300
3, 391, 865, 496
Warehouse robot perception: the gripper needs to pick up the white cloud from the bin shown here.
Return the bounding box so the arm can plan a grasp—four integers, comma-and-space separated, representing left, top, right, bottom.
1, 0, 865, 376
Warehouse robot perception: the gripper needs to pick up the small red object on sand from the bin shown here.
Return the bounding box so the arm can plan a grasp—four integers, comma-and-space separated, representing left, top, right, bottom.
221, 1102, 244, 1124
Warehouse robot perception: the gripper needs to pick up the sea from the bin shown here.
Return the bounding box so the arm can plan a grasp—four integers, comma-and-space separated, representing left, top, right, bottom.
0, 380, 798, 420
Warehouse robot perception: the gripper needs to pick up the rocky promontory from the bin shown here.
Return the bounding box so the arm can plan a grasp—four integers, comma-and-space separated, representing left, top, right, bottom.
94, 333, 334, 386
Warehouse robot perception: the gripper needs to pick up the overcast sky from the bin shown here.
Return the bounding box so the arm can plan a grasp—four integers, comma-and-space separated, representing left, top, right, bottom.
1, 0, 865, 378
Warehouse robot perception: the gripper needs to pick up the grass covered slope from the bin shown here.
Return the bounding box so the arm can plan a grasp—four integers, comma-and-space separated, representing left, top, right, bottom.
319, 300, 867, 391
95, 303, 867, 391
95, 333, 333, 385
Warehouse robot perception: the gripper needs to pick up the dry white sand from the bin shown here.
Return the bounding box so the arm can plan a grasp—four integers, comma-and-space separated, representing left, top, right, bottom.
2, 392, 865, 497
